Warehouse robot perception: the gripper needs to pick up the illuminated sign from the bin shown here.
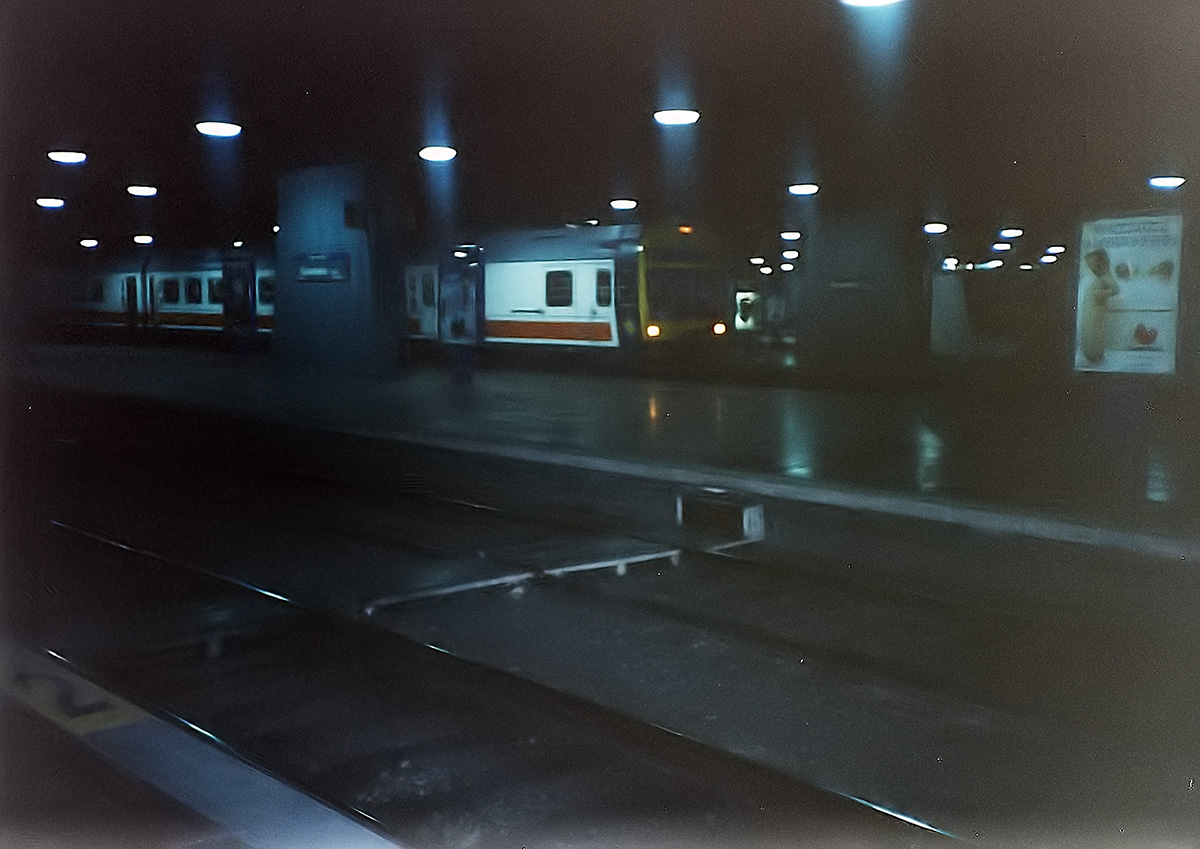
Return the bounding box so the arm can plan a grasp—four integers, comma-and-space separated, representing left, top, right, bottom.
295, 252, 350, 283
1074, 214, 1182, 374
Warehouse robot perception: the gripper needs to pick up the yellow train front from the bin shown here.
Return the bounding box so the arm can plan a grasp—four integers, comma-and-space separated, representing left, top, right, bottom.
404, 222, 736, 360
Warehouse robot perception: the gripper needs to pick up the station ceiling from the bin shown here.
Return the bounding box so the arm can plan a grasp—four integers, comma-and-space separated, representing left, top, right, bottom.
2, 0, 1198, 264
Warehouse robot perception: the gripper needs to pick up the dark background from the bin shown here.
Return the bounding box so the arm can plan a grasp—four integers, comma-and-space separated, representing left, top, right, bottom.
1, 0, 1197, 266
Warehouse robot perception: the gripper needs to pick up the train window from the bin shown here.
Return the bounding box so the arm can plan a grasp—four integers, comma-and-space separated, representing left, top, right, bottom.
161, 278, 180, 304
421, 271, 435, 307
87, 278, 105, 302
258, 277, 276, 304
596, 269, 613, 308
185, 277, 203, 304
546, 270, 573, 307
207, 277, 225, 304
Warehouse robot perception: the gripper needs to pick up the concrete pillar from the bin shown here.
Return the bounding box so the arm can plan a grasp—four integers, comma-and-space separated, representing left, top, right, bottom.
273, 163, 403, 376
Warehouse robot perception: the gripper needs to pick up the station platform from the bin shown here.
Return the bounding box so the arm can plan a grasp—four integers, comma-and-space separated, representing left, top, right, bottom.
0, 639, 395, 849
8, 341, 1198, 558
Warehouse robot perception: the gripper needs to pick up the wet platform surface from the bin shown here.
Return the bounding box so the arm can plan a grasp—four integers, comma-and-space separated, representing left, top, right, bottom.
11, 342, 1199, 547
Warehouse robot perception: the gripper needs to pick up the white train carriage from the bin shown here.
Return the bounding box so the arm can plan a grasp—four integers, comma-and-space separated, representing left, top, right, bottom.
51, 249, 276, 336
482, 258, 618, 346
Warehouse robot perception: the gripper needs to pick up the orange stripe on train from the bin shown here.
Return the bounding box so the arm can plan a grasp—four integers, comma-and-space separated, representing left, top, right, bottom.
485, 319, 613, 342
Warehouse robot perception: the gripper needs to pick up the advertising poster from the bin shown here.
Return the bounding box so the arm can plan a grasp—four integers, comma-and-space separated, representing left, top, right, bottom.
1074, 213, 1183, 374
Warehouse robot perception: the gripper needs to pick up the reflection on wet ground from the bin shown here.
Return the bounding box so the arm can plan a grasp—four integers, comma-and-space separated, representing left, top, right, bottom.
17, 344, 1199, 539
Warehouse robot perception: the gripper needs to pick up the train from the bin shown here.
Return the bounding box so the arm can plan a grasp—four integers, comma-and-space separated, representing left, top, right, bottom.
42, 223, 746, 356
45, 247, 276, 339
404, 222, 740, 349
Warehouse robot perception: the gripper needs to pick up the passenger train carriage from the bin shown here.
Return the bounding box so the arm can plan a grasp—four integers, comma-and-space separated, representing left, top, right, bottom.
50, 248, 276, 337
405, 223, 735, 349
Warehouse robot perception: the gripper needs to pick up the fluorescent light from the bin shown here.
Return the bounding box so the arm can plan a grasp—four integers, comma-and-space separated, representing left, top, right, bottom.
1039, 254, 1057, 264
195, 121, 241, 137
782, 249, 799, 260
419, 145, 457, 162
610, 198, 638, 211
127, 185, 157, 197
788, 183, 819, 196
759, 266, 773, 275
47, 151, 86, 164
999, 228, 1023, 238
232, 240, 243, 248
1148, 175, 1186, 190
841, 0, 904, 5
36, 197, 65, 208
1019, 264, 1034, 270
133, 234, 153, 245
992, 242, 1012, 251
941, 257, 959, 271
780, 263, 795, 272
1046, 245, 1066, 254
79, 238, 98, 248
980, 259, 1003, 269
654, 109, 700, 126
453, 250, 468, 258
749, 256, 765, 265
780, 231, 801, 240
923, 222, 948, 235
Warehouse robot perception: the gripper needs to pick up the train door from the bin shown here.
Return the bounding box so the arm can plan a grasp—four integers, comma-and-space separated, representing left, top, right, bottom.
438, 261, 479, 344
221, 256, 257, 334
404, 264, 438, 338
123, 274, 139, 330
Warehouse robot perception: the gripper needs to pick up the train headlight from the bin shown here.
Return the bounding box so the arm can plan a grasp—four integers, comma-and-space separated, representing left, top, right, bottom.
646, 324, 661, 338
712, 322, 727, 335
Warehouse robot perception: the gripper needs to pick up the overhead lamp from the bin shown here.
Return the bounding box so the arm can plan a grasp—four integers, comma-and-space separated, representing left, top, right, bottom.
999, 228, 1023, 238
992, 243, 1012, 251
749, 256, 765, 265
782, 249, 799, 260
1039, 255, 1057, 264
1045, 245, 1066, 254
841, 0, 904, 5
232, 240, 243, 248
788, 183, 819, 196
1148, 175, 1186, 190
759, 266, 773, 275
780, 231, 802, 241
980, 259, 1003, 269
47, 151, 86, 164
419, 145, 457, 162
133, 234, 154, 245
1019, 264, 1034, 270
942, 257, 959, 271
586, 219, 599, 225
36, 197, 65, 208
195, 121, 242, 137
712, 322, 727, 335
79, 238, 99, 248
654, 109, 700, 126
453, 250, 468, 258
610, 198, 637, 211
678, 225, 694, 234
780, 263, 795, 272
923, 222, 948, 235
273, 225, 281, 233
127, 185, 157, 197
